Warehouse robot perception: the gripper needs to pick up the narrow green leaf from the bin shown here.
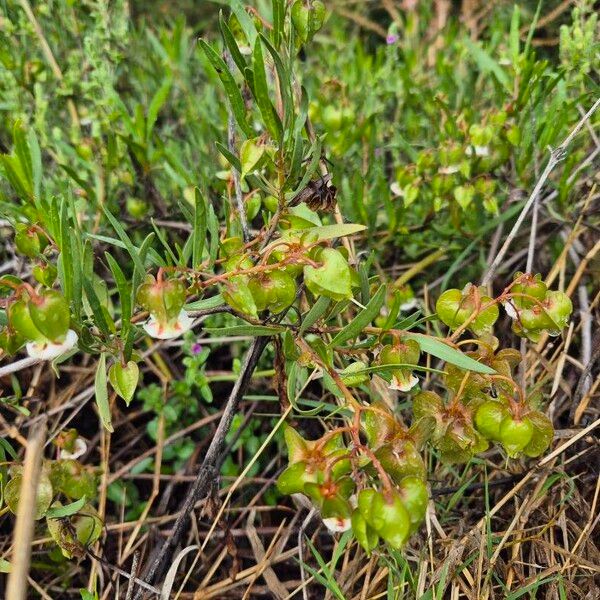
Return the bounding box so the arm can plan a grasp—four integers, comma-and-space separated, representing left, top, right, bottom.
204, 324, 284, 336
185, 294, 224, 310
300, 295, 330, 334
27, 128, 42, 199
330, 285, 386, 347
102, 206, 146, 277
46, 496, 87, 519
105, 252, 132, 346
252, 38, 283, 141
404, 333, 495, 374
463, 37, 511, 92
146, 79, 172, 141
219, 11, 247, 74
216, 141, 242, 172
192, 188, 207, 269
200, 39, 253, 138
95, 354, 113, 432
225, 0, 258, 46
290, 136, 321, 196
509, 5, 520, 67
259, 33, 293, 130
82, 276, 113, 336
305, 223, 367, 241
272, 0, 285, 47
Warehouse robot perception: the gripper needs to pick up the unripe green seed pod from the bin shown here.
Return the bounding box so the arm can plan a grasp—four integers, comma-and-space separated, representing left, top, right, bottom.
28, 289, 70, 343
499, 416, 534, 458
475, 400, 509, 441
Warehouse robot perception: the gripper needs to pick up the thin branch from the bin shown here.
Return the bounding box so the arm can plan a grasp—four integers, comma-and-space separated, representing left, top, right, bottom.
0, 356, 40, 379
7, 419, 47, 600
134, 336, 270, 598
482, 97, 600, 287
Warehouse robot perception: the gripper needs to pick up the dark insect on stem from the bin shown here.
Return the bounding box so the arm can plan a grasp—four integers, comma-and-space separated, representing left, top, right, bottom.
288, 173, 338, 213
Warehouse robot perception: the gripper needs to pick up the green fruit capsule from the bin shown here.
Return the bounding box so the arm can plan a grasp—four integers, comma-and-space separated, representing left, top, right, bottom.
0, 326, 25, 355
522, 411, 553, 458
291, 0, 326, 44
222, 275, 258, 318
475, 400, 509, 441
398, 477, 428, 532
136, 277, 186, 324
351, 509, 379, 554
248, 271, 297, 314
126, 198, 149, 219
357, 488, 377, 526
303, 247, 352, 301
499, 416, 534, 458
544, 291, 572, 334
370, 490, 411, 549
14, 223, 46, 258
8, 299, 46, 342
511, 272, 547, 309
28, 290, 70, 343
263, 194, 279, 213
276, 461, 315, 495
32, 263, 58, 287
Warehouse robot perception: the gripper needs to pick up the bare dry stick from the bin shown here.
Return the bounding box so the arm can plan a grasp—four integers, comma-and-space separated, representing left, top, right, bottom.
133, 336, 270, 599
6, 419, 47, 600
0, 356, 40, 379
482, 96, 600, 287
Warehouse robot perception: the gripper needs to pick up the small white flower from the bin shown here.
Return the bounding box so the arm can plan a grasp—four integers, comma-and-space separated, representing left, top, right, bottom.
400, 298, 418, 311
322, 516, 352, 533
503, 301, 518, 319
142, 309, 193, 340
465, 145, 490, 157
26, 329, 78, 361
389, 372, 419, 392
390, 182, 403, 196
59, 437, 87, 460
438, 165, 461, 175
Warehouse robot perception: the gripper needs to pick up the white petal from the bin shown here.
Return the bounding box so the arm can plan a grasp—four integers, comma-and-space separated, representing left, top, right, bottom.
59, 437, 87, 460
142, 310, 193, 340
389, 373, 419, 392
503, 301, 518, 319
26, 329, 78, 361
390, 182, 402, 196
400, 298, 418, 311
322, 516, 352, 533
438, 165, 460, 174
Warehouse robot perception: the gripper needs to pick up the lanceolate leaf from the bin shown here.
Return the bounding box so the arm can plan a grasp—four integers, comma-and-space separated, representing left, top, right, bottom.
300, 295, 330, 334
46, 496, 87, 519
330, 285, 386, 347
95, 353, 114, 432
204, 324, 285, 336
252, 38, 283, 141
199, 39, 253, 138
404, 333, 495, 375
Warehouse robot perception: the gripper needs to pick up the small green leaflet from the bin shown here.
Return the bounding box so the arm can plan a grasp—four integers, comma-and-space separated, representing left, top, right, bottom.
95, 353, 113, 432
299, 295, 330, 334
46, 496, 87, 519
204, 324, 285, 337
405, 333, 495, 374
329, 285, 386, 347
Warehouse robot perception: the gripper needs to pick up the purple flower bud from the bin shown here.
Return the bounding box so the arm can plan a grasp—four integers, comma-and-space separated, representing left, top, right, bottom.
386, 34, 399, 45
191, 342, 203, 355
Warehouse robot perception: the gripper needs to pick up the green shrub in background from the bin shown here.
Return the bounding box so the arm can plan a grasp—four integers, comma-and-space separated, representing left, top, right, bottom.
0, 0, 597, 594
